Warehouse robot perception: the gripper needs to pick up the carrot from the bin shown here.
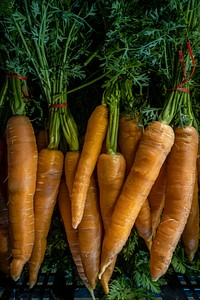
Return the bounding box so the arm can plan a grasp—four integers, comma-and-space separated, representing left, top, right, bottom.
118, 114, 143, 176
150, 126, 198, 281
117, 114, 152, 248
197, 140, 200, 186
182, 170, 199, 262
78, 173, 103, 290
36, 129, 49, 152
97, 152, 126, 293
57, 178, 96, 298
6, 115, 38, 281
98, 121, 175, 278
28, 148, 64, 288
71, 104, 109, 229
135, 198, 152, 250
148, 160, 167, 239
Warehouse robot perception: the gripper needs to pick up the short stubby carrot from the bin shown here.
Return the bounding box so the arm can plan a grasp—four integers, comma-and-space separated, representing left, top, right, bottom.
78, 174, 103, 289
150, 126, 199, 281
182, 171, 199, 262
28, 148, 64, 288
97, 152, 126, 293
99, 121, 175, 278
71, 104, 109, 229
148, 161, 167, 239
6, 115, 38, 281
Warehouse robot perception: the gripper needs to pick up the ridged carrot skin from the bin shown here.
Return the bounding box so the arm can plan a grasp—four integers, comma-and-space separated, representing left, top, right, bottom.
118, 114, 143, 176
150, 126, 199, 282
28, 148, 64, 288
99, 121, 175, 278
118, 114, 152, 248
71, 104, 109, 229
6, 116, 38, 281
182, 171, 199, 262
57, 178, 92, 291
97, 152, 126, 293
78, 174, 103, 289
135, 198, 152, 250
148, 161, 167, 239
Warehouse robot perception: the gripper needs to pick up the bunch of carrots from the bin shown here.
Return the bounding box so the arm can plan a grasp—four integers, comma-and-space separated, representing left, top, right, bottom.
0, 0, 200, 299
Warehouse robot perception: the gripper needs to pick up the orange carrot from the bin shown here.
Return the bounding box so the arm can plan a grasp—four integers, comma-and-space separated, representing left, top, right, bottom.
182, 170, 199, 262
135, 198, 152, 250
197, 140, 200, 186
57, 178, 96, 297
118, 114, 143, 176
99, 121, 175, 278
148, 160, 167, 239
97, 152, 126, 293
71, 104, 109, 229
36, 129, 49, 152
28, 148, 64, 288
117, 114, 152, 248
78, 173, 103, 289
6, 115, 38, 281
150, 126, 198, 281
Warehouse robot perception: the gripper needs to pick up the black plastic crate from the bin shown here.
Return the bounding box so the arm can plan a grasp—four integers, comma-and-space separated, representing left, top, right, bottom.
0, 271, 200, 299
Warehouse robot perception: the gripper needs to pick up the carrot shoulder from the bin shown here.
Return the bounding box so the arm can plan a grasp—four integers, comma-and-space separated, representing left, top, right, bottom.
71, 104, 109, 229
6, 115, 38, 281
150, 126, 198, 281
28, 148, 64, 288
99, 121, 175, 277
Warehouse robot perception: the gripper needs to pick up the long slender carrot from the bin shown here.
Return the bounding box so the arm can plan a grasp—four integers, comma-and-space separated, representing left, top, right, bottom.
78, 173, 103, 290
148, 160, 167, 239
28, 148, 64, 288
150, 126, 198, 281
182, 170, 199, 262
97, 152, 126, 294
58, 178, 96, 298
6, 115, 38, 281
71, 104, 109, 229
99, 121, 175, 278
117, 114, 152, 248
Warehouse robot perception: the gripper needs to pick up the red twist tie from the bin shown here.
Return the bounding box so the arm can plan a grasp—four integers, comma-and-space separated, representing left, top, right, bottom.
50, 103, 68, 109
6, 74, 27, 81
168, 41, 196, 93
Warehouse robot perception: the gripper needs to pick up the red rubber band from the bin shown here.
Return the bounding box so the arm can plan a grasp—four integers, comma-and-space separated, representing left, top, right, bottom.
50, 103, 68, 109
6, 74, 27, 81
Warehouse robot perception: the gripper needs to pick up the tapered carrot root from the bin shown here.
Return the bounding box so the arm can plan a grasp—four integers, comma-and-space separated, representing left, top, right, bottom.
97, 152, 126, 293
99, 121, 175, 278
135, 198, 152, 250
148, 161, 167, 239
78, 174, 103, 289
150, 126, 198, 282
182, 171, 199, 262
6, 116, 38, 281
65, 151, 80, 193
58, 179, 92, 289
71, 104, 109, 229
28, 148, 64, 288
